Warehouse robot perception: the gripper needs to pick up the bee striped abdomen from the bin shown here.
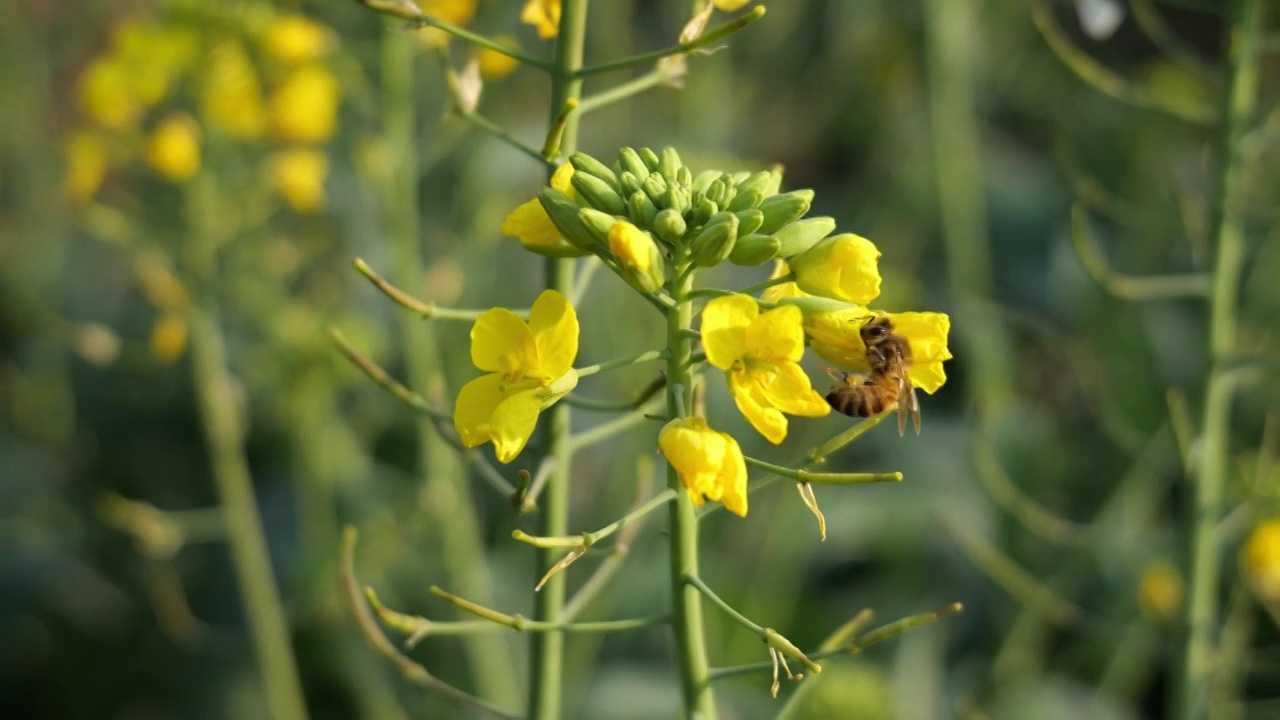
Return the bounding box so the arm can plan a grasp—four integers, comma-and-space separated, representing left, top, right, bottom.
825, 385, 889, 417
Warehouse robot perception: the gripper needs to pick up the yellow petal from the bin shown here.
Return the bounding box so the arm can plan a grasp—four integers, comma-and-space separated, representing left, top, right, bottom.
715, 431, 748, 517
521, 0, 561, 40
477, 35, 522, 80
908, 361, 947, 395
887, 311, 953, 364
145, 114, 202, 182
270, 65, 340, 143
549, 161, 575, 197
760, 362, 831, 417
659, 417, 727, 504
269, 148, 329, 213
528, 290, 579, 379
729, 371, 787, 444
700, 295, 756, 370
502, 197, 563, 248
608, 220, 655, 273
490, 390, 541, 463
265, 15, 335, 64
791, 234, 882, 305
746, 304, 805, 363
471, 308, 537, 376
454, 374, 505, 447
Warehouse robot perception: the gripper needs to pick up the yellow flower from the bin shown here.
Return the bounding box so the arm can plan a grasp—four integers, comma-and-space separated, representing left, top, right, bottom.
760, 259, 807, 304
800, 303, 952, 394
477, 35, 522, 80
455, 290, 579, 463
63, 131, 109, 202
701, 295, 830, 444
416, 0, 478, 48
270, 65, 341, 143
788, 233, 882, 305
265, 15, 335, 64
659, 416, 748, 517
1244, 518, 1280, 603
1137, 561, 1183, 623
110, 18, 198, 108
145, 114, 202, 182
269, 148, 329, 213
150, 312, 189, 363
712, 0, 752, 10
609, 220, 666, 293
502, 163, 589, 257
200, 41, 267, 139
76, 56, 142, 131
521, 0, 561, 39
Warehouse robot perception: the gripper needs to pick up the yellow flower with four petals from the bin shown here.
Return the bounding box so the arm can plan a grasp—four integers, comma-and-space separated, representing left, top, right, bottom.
501, 163, 590, 257
797, 300, 952, 395
659, 417, 749, 516
454, 290, 580, 463
701, 294, 830, 444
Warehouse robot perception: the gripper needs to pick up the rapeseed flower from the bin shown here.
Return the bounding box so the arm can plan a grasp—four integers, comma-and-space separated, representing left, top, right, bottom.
796, 300, 952, 394
702, 295, 830, 444
477, 35, 522, 80
63, 132, 109, 202
265, 15, 335, 64
270, 65, 340, 143
269, 148, 329, 212
502, 163, 589, 257
788, 233, 882, 305
1244, 518, 1280, 603
659, 416, 748, 516
521, 0, 561, 39
145, 114, 201, 181
455, 290, 579, 463
200, 41, 267, 139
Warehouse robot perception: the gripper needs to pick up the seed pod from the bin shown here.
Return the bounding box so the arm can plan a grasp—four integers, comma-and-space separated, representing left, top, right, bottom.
654, 208, 687, 245
538, 188, 599, 250
690, 214, 739, 267
569, 153, 618, 187
658, 146, 682, 181
618, 147, 650, 181
577, 207, 619, 245
756, 189, 814, 234
572, 172, 627, 215
639, 147, 661, 172
774, 216, 836, 258
729, 233, 782, 265
735, 208, 764, 236
727, 188, 763, 212
628, 190, 658, 229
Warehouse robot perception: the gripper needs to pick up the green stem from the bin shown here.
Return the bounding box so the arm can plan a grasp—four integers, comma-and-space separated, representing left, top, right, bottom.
575, 6, 766, 78
666, 255, 717, 718
432, 586, 668, 633
742, 456, 902, 485
183, 177, 307, 720
457, 109, 553, 166
354, 258, 528, 320
357, 0, 551, 70
576, 70, 669, 116
1181, 1, 1262, 716
575, 349, 667, 378
381, 28, 519, 708
686, 574, 763, 634
513, 489, 677, 549
569, 401, 665, 451
529, 2, 589, 716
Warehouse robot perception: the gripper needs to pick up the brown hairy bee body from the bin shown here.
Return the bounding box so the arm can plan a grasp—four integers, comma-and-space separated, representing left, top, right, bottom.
824, 316, 922, 435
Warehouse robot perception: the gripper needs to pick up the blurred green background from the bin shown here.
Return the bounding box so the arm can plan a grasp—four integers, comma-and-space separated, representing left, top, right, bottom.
3, 0, 1279, 717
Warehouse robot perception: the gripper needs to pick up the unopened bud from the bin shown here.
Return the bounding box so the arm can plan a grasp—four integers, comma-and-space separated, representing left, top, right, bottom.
757, 190, 813, 235
654, 208, 688, 245
538, 188, 599, 250
619, 171, 643, 197
727, 188, 763, 212
738, 169, 780, 199
705, 178, 727, 205
774, 216, 835, 257
735, 209, 764, 236
608, 220, 667, 294
571, 172, 627, 215
729, 233, 781, 265
675, 166, 693, 188
578, 207, 618, 245
692, 170, 721, 194
618, 148, 650, 181
663, 184, 691, 214
569, 152, 618, 187
639, 147, 661, 172
690, 213, 739, 267
628, 191, 658, 229
689, 198, 718, 228
642, 173, 668, 206
658, 146, 682, 181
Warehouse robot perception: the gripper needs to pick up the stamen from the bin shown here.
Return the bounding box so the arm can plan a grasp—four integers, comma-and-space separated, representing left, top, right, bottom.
796, 483, 827, 541
535, 545, 587, 591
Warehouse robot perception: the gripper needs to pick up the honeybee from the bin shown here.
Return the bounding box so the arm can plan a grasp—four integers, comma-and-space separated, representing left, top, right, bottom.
823, 316, 921, 436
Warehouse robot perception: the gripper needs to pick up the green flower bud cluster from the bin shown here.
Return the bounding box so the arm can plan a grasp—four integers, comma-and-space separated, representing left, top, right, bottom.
536, 146, 837, 277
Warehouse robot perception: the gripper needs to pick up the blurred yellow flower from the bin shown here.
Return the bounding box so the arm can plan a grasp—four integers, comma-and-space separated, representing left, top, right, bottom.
145, 114, 202, 182
702, 295, 830, 444
760, 259, 806, 304
270, 65, 341, 143
265, 15, 335, 64
110, 19, 198, 108
502, 163, 588, 257
1244, 518, 1280, 603
477, 35, 522, 80
659, 416, 748, 517
63, 132, 109, 202
1137, 561, 1183, 622
454, 290, 579, 463
200, 41, 267, 139
788, 233, 882, 305
134, 255, 191, 311
801, 304, 952, 394
150, 312, 189, 363
269, 148, 329, 213
77, 56, 142, 131
416, 0, 478, 48
521, 0, 561, 39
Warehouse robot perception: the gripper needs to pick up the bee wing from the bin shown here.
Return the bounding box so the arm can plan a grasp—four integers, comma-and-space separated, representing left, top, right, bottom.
893, 371, 921, 437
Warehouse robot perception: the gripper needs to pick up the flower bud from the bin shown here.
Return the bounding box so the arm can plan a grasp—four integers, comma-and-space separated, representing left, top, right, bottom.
578, 207, 618, 245
690, 213, 739, 267
737, 169, 781, 199
619, 171, 643, 197
642, 173, 668, 206
727, 188, 763, 212
618, 147, 650, 181
789, 233, 882, 305
537, 188, 599, 250
569, 152, 618, 188
628, 190, 658, 229
692, 170, 720, 194
609, 220, 667, 294
774, 216, 835, 257
663, 184, 691, 214
735, 209, 764, 236
728, 233, 781, 265
757, 190, 813, 235
675, 166, 693, 188
705, 178, 727, 205
654, 208, 687, 245
658, 146, 682, 181
571, 172, 627, 215
639, 147, 661, 172
689, 198, 718, 228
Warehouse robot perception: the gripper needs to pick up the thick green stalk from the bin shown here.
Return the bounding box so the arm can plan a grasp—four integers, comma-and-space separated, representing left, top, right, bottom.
1180, 0, 1261, 716
529, 1, 588, 717
666, 259, 716, 718
381, 29, 518, 708
184, 177, 307, 720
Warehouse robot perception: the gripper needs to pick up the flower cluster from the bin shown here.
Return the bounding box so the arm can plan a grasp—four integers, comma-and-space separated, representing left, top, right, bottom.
65, 12, 343, 212
456, 146, 952, 515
